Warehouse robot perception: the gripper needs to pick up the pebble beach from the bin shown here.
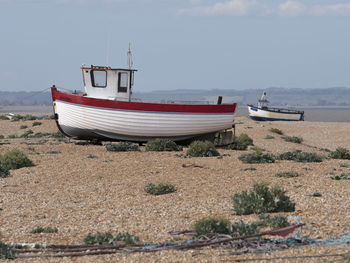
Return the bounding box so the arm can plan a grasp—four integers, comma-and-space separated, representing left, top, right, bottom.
1, 116, 350, 262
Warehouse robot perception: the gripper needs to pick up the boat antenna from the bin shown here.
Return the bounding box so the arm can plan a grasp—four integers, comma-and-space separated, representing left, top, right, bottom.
127, 43, 133, 70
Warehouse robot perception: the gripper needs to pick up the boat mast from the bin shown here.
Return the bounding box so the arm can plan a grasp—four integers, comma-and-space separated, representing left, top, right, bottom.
127, 43, 133, 70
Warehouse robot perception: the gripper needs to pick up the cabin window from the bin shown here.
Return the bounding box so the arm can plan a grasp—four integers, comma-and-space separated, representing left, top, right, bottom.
118, 72, 128, 93
91, 70, 107, 87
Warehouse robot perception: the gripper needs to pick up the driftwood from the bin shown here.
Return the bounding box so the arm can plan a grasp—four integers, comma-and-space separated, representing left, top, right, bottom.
11, 224, 304, 259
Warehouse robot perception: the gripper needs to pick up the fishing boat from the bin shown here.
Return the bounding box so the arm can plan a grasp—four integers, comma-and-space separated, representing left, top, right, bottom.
248, 92, 304, 121
51, 50, 237, 143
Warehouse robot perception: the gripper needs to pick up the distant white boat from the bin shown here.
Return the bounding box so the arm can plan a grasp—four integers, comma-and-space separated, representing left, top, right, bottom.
248, 92, 304, 121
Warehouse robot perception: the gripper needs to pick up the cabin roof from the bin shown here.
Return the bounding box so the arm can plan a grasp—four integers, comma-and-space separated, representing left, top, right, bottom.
81, 65, 137, 72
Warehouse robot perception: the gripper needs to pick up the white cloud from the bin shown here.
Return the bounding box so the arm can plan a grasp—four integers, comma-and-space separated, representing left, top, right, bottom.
279, 1, 305, 17
311, 3, 350, 16
178, 0, 257, 16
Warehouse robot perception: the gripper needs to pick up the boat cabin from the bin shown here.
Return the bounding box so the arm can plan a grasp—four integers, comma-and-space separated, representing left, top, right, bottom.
81, 65, 137, 101
257, 91, 269, 109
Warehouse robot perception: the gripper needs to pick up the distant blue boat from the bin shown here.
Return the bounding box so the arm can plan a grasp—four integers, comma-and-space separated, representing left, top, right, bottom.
248, 92, 304, 121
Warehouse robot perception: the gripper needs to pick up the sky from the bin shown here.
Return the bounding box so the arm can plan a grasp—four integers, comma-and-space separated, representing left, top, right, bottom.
0, 0, 349, 92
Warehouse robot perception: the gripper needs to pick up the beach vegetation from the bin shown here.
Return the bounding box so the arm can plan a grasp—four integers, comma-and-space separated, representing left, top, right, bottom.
238, 150, 275, 164
265, 135, 275, 139
115, 232, 139, 245
331, 173, 350, 180
230, 221, 260, 237
0, 135, 4, 139
269, 128, 284, 135
258, 214, 290, 228
84, 232, 114, 245
278, 150, 323, 162
30, 226, 58, 234
11, 114, 37, 122
282, 136, 303, 144
144, 183, 176, 195
275, 172, 300, 178
0, 115, 9, 120
232, 182, 295, 215
145, 138, 183, 151
20, 125, 28, 129
226, 133, 254, 150
8, 134, 18, 139
0, 149, 34, 170
32, 121, 42, 127
20, 129, 34, 138
0, 242, 17, 259
187, 141, 220, 157
106, 142, 140, 152
0, 163, 10, 178
330, 147, 350, 160
193, 217, 230, 237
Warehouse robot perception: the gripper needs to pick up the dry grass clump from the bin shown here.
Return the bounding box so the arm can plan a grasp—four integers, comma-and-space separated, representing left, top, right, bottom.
330, 147, 350, 159
0, 149, 34, 170
232, 182, 295, 215
278, 150, 323, 162
282, 136, 303, 144
105, 142, 140, 152
145, 138, 183, 152
187, 141, 220, 157
144, 183, 176, 195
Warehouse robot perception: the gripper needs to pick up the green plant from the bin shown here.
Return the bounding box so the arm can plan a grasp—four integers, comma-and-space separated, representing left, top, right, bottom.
258, 214, 290, 228
193, 217, 230, 237
144, 183, 176, 195
331, 173, 350, 180
330, 147, 350, 160
265, 135, 275, 139
20, 125, 28, 129
145, 138, 183, 151
0, 242, 17, 259
0, 163, 10, 178
0, 135, 4, 139
87, 154, 97, 159
275, 172, 300, 178
115, 232, 139, 245
8, 134, 18, 139
30, 226, 58, 234
11, 114, 37, 122
238, 151, 275, 164
0, 149, 34, 170
282, 136, 303, 144
278, 150, 323, 163
269, 128, 284, 135
46, 151, 61, 154
187, 141, 220, 157
232, 182, 295, 215
32, 121, 42, 127
0, 115, 9, 120
339, 163, 350, 168
106, 142, 140, 152
229, 220, 260, 237
20, 129, 34, 138
84, 232, 115, 245
226, 134, 253, 150
244, 167, 257, 171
